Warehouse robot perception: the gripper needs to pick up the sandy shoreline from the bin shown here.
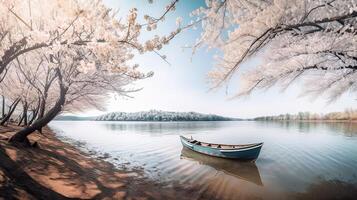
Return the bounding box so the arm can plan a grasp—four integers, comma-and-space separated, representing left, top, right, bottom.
0, 125, 199, 200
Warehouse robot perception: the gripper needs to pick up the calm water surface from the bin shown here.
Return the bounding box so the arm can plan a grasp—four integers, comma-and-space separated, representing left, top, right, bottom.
49, 121, 357, 199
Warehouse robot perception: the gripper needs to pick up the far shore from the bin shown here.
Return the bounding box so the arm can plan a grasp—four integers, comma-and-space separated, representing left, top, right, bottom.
253, 119, 357, 123
0, 125, 201, 200
53, 119, 357, 123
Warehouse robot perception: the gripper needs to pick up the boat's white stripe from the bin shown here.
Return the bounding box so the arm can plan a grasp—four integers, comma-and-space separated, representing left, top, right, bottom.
219, 144, 263, 152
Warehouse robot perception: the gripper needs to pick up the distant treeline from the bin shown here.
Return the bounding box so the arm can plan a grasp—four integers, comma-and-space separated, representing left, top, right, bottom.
254, 109, 357, 121
96, 110, 237, 121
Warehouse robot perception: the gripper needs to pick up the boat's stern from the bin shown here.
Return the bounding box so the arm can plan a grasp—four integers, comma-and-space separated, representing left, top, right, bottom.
220, 143, 263, 160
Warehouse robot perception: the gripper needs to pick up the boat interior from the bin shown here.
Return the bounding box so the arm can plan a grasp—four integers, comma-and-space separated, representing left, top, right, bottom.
182, 136, 262, 150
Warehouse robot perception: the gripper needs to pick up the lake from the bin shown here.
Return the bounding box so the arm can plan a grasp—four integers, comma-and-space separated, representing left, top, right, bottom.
49, 121, 357, 199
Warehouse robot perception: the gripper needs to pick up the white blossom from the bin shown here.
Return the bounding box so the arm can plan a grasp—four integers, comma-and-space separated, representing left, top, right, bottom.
188, 0, 357, 101
176, 17, 183, 26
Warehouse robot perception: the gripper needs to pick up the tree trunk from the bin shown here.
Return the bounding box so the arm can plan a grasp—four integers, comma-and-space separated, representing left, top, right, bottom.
9, 73, 67, 145
0, 99, 20, 126
28, 110, 37, 125
9, 93, 65, 144
23, 102, 28, 126
1, 95, 5, 119
38, 97, 46, 119
17, 113, 24, 126
28, 98, 41, 125
38, 86, 50, 120
37, 95, 48, 133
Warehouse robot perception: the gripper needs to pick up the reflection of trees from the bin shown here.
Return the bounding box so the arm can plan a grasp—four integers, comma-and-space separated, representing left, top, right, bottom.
103, 121, 357, 137
328, 123, 357, 137
291, 180, 357, 200
255, 121, 357, 137
180, 147, 263, 186
102, 121, 228, 135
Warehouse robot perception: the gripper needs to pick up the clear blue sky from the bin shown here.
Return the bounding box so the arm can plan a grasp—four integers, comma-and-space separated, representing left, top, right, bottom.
82, 0, 357, 118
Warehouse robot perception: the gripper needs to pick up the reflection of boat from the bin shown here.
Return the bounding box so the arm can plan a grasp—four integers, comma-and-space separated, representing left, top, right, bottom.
180, 136, 263, 160
180, 147, 263, 186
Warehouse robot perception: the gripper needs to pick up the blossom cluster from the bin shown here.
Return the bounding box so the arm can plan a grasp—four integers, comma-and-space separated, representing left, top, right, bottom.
189, 0, 357, 100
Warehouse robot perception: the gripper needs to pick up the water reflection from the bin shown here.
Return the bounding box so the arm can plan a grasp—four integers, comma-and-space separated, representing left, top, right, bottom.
255, 121, 357, 137
102, 121, 227, 135
326, 122, 357, 137
180, 147, 263, 186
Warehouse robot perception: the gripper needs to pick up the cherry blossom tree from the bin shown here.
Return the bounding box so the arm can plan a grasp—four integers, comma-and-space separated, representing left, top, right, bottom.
180, 0, 357, 100
0, 0, 175, 80
0, 0, 167, 145
0, 61, 30, 125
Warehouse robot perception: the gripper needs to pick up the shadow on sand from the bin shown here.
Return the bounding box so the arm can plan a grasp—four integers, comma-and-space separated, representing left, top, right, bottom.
0, 127, 195, 200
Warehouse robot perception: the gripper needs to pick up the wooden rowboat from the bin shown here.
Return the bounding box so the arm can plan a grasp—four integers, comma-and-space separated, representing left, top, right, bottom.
180, 135, 263, 161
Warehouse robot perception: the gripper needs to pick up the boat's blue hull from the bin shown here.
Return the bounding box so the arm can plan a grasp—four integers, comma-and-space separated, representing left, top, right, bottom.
180, 136, 263, 160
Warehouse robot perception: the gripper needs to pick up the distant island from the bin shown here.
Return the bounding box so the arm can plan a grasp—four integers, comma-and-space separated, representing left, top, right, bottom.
254, 109, 357, 122
55, 110, 240, 121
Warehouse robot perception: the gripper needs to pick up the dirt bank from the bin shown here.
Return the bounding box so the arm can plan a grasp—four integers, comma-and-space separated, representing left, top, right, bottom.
0, 125, 197, 200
